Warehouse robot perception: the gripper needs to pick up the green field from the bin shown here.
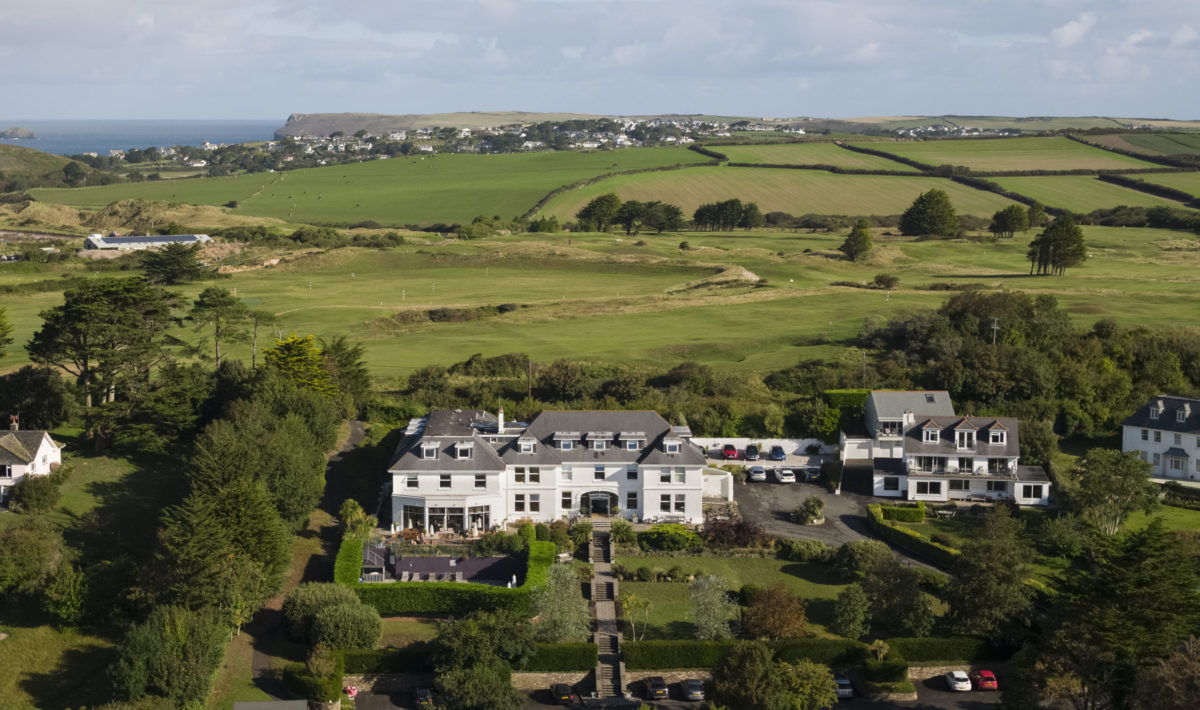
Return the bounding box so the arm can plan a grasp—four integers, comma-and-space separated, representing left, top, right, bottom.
4, 222, 1200, 380
539, 167, 1020, 221
1135, 171, 1200, 197
615, 556, 848, 639
31, 147, 711, 225
854, 136, 1158, 172
1119, 133, 1200, 156
991, 175, 1193, 212
718, 142, 920, 171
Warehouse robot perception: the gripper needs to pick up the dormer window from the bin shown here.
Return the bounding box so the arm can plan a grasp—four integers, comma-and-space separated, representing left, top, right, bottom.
455, 442, 473, 460
1178, 409, 1188, 424
1150, 407, 1160, 420
990, 430, 1006, 445
664, 440, 681, 454
519, 437, 536, 454
559, 440, 573, 451
956, 431, 975, 450
923, 429, 939, 443
626, 440, 640, 451
421, 443, 439, 460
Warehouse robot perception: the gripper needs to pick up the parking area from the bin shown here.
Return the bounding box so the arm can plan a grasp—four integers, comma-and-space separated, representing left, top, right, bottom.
732, 470, 875, 547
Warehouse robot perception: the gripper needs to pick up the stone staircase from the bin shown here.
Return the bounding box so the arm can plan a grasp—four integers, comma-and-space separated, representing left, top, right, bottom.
589, 520, 623, 698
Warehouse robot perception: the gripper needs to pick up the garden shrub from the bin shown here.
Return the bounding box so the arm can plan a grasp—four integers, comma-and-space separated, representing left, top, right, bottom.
623, 640, 734, 669
772, 638, 868, 666
609, 517, 637, 545
880, 502, 925, 522
638, 523, 702, 551
517, 522, 536, 547
702, 519, 769, 549
864, 505, 961, 568
311, 601, 383, 650
635, 566, 653, 582
526, 643, 599, 671
283, 583, 362, 641
791, 496, 825, 524
9, 469, 66, 513
342, 644, 434, 673
547, 520, 572, 552
568, 521, 592, 550
885, 637, 998, 663
835, 539, 892, 578
739, 584, 763, 606
534, 523, 550, 541
862, 658, 909, 682
775, 538, 834, 564
283, 653, 344, 702
470, 531, 526, 556
930, 533, 953, 547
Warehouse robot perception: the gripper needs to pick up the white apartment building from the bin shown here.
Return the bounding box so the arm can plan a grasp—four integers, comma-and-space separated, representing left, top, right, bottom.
1122, 395, 1200, 480
388, 409, 709, 532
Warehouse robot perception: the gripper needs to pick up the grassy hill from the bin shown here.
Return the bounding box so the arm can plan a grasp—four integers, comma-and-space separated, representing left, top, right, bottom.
990, 175, 1196, 213
537, 167, 1021, 220
852, 136, 1159, 171
32, 148, 710, 225
717, 142, 921, 171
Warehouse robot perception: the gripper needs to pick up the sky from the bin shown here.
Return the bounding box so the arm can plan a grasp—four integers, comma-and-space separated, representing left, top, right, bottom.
2, 0, 1198, 121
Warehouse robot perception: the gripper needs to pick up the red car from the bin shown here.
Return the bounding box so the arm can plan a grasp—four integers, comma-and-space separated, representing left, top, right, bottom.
969, 670, 998, 691
722, 444, 739, 460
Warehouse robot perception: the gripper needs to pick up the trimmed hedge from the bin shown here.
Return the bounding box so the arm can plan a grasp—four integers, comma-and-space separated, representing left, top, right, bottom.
527, 643, 600, 671
885, 636, 1001, 663
865, 504, 961, 569
624, 638, 868, 670
863, 658, 908, 682
339, 539, 556, 615
283, 653, 345, 702
342, 644, 434, 674
623, 640, 733, 669
880, 501, 925, 523
824, 389, 870, 409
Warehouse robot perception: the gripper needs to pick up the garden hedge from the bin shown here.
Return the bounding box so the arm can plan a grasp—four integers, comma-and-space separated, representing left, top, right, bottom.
880, 501, 925, 523
283, 653, 345, 702
862, 658, 909, 682
624, 638, 869, 670
337, 538, 556, 615
526, 643, 600, 671
885, 636, 1003, 663
865, 504, 961, 569
339, 641, 597, 674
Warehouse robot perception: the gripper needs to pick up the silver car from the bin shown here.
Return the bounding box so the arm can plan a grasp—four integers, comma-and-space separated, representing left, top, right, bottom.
748, 465, 767, 482
681, 678, 705, 701
833, 673, 853, 699
775, 468, 797, 483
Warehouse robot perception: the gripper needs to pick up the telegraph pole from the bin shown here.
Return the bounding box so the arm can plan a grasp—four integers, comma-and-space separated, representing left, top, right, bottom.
991, 317, 1000, 346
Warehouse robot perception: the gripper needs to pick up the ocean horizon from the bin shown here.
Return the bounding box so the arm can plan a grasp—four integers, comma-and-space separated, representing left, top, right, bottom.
0, 119, 280, 156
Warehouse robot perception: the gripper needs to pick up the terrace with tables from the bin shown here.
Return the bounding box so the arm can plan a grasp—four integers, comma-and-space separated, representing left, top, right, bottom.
360, 542, 525, 586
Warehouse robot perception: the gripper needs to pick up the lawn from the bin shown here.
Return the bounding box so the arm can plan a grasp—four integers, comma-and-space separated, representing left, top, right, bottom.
614, 555, 847, 639
0, 623, 116, 710
855, 136, 1158, 172
538, 167, 1021, 221
1133, 171, 1200, 198
1123, 504, 1200, 533
379, 617, 440, 648
991, 175, 1193, 213
31, 147, 711, 225
717, 142, 921, 172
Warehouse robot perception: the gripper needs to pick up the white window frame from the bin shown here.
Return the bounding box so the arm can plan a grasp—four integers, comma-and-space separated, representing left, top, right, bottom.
626, 440, 639, 451
1175, 433, 1183, 445
665, 442, 680, 453
594, 465, 605, 481
562, 491, 572, 509
923, 429, 939, 443
990, 431, 1006, 445
1141, 429, 1149, 440
1170, 457, 1183, 471
916, 481, 941, 495
561, 465, 573, 481
514, 494, 526, 512
626, 466, 638, 480
659, 468, 671, 484
406, 475, 419, 489
456, 443, 473, 460
1178, 410, 1188, 423
986, 480, 1007, 492
439, 474, 451, 489
956, 431, 975, 450
520, 440, 535, 454
559, 440, 573, 451
1154, 431, 1162, 443
529, 494, 540, 513
949, 479, 968, 491
674, 494, 686, 513
883, 476, 899, 491
627, 491, 638, 510
1022, 484, 1043, 499
1150, 408, 1160, 420
674, 469, 686, 484
422, 444, 439, 459
1153, 453, 1162, 466
660, 494, 671, 512
475, 474, 487, 489
592, 440, 607, 451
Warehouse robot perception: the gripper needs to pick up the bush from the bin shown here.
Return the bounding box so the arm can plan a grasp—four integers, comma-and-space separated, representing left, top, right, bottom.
283, 583, 363, 641
703, 519, 769, 549
880, 502, 925, 522
739, 584, 763, 606
609, 517, 637, 545
873, 273, 900, 290
342, 644, 434, 673
775, 538, 834, 564
547, 520, 572, 552
862, 658, 908, 682
471, 531, 526, 556
864, 505, 961, 569
835, 539, 892, 578
311, 602, 383, 650
638, 523, 702, 551
885, 637, 998, 663
623, 640, 734, 669
635, 566, 654, 582
1038, 514, 1089, 558
568, 521, 592, 551
930, 533, 953, 547
283, 652, 344, 702
9, 472, 63, 513
517, 522, 536, 547
534, 523, 550, 542
772, 638, 869, 666
526, 643, 599, 671
791, 496, 825, 524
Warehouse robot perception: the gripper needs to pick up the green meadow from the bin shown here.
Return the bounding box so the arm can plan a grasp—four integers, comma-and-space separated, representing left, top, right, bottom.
538, 167, 1021, 221
991, 175, 1194, 213
31, 147, 710, 225
717, 142, 921, 171
856, 136, 1158, 171
4, 223, 1199, 381
1135, 171, 1200, 196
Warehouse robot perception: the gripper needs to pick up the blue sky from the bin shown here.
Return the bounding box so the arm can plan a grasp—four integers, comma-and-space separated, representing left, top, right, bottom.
3, 0, 1197, 121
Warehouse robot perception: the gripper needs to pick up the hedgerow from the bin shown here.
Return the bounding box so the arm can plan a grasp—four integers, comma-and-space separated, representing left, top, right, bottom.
879, 501, 925, 522
865, 504, 961, 568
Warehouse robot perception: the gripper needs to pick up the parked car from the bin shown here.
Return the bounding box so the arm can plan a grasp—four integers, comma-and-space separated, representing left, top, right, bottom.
722, 443, 739, 460
945, 670, 972, 692
414, 687, 435, 706
801, 467, 823, 483
748, 465, 767, 482
745, 444, 761, 461
970, 669, 998, 691
833, 673, 854, 699
768, 445, 787, 461
680, 678, 705, 701
775, 468, 796, 483
550, 683, 579, 704
643, 676, 669, 700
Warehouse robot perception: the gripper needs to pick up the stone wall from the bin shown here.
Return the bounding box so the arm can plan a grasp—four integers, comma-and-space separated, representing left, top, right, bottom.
623, 669, 711, 696
511, 671, 592, 691
908, 664, 972, 682
345, 671, 593, 694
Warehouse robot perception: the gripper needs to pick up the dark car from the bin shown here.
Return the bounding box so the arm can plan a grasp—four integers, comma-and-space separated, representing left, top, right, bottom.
414, 687, 435, 706
550, 683, 580, 704
833, 673, 853, 700
721, 444, 739, 460
643, 676, 669, 700
745, 444, 761, 461
801, 467, 823, 483
681, 678, 705, 701
768, 445, 787, 461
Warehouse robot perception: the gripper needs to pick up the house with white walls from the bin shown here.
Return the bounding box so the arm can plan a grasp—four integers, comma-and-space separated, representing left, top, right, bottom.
0, 417, 64, 503
1122, 395, 1200, 481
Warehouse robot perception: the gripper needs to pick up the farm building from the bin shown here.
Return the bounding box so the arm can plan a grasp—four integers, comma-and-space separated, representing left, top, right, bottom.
84, 233, 212, 251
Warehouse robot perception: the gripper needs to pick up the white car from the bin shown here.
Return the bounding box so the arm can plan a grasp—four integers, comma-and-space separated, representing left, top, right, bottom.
945, 670, 972, 692
833, 673, 853, 699
775, 468, 796, 483
748, 466, 767, 482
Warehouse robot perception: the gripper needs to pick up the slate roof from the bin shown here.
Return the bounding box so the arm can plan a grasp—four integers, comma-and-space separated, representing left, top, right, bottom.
902, 416, 1020, 457
0, 431, 56, 467
1122, 395, 1200, 434
869, 390, 955, 420
388, 409, 507, 473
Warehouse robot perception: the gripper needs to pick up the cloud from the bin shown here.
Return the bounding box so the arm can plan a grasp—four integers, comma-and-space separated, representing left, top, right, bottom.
1051, 12, 1097, 48
1170, 25, 1197, 47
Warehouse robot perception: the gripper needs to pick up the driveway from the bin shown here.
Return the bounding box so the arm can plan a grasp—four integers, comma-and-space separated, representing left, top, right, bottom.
733, 474, 874, 547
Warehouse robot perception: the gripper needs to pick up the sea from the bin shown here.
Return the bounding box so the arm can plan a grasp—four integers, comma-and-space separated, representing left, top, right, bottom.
0, 119, 280, 156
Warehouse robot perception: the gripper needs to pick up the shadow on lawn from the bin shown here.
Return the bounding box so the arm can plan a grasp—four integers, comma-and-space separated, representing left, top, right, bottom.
19, 642, 118, 710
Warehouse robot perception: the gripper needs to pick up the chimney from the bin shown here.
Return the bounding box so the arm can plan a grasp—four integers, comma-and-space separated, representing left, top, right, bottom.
497, 407, 505, 433
8, 414, 16, 431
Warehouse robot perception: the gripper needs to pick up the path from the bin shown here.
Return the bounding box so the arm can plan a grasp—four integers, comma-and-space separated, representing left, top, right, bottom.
247, 419, 367, 698
590, 519, 624, 699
